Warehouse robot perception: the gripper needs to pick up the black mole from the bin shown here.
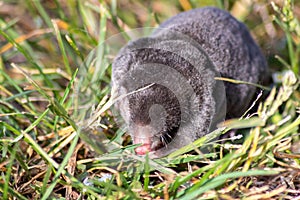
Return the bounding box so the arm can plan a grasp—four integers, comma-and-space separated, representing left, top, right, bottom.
111, 7, 268, 158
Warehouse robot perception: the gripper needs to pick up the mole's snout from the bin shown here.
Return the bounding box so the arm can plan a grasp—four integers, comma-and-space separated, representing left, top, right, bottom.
134, 143, 151, 155
131, 124, 156, 155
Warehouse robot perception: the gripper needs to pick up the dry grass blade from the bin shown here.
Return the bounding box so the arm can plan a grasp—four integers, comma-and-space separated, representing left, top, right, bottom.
0, 29, 52, 54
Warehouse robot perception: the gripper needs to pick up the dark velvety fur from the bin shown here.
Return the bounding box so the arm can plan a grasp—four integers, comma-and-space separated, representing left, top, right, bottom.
112, 7, 268, 158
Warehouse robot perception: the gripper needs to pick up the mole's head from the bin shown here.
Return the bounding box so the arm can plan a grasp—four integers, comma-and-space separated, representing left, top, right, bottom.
125, 83, 181, 155
111, 31, 226, 157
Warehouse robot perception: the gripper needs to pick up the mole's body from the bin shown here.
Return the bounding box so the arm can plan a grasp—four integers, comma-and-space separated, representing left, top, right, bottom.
112, 7, 268, 158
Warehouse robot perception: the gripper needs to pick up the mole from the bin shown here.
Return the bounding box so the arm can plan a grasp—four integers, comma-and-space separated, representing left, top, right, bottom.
111, 7, 268, 158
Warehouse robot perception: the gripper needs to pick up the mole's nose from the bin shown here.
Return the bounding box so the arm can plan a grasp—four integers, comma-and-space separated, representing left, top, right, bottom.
134, 143, 151, 155
132, 124, 154, 155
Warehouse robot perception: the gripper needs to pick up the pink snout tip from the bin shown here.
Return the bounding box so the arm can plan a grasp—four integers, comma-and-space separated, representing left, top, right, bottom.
134, 143, 151, 155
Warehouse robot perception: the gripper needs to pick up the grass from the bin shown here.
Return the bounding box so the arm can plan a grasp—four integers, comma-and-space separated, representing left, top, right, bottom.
0, 0, 299, 199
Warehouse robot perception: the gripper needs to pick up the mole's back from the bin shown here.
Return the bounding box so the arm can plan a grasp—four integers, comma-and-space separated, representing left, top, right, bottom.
155, 7, 268, 117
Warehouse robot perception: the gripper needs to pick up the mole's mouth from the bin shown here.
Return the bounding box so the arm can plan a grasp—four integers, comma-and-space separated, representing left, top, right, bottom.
133, 136, 164, 155
134, 143, 151, 155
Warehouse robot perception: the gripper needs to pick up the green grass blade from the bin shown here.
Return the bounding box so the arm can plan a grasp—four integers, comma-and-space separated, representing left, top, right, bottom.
178, 170, 279, 199
41, 131, 79, 200
52, 19, 72, 75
